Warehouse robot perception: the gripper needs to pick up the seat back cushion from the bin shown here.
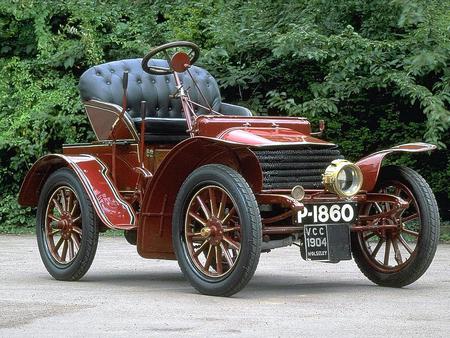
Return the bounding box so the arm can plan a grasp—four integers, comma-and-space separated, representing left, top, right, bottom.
79, 59, 222, 139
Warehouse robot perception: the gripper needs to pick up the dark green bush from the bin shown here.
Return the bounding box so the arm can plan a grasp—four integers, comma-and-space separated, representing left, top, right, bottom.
0, 0, 449, 228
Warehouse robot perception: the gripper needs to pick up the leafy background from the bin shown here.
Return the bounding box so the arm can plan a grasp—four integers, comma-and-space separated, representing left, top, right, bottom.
0, 0, 449, 234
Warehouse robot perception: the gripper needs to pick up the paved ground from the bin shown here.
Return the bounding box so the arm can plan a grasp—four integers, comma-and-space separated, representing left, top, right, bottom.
0, 235, 449, 337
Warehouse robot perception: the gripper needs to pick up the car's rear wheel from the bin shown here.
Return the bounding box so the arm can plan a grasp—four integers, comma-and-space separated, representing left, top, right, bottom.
172, 164, 262, 296
36, 168, 99, 281
351, 165, 440, 287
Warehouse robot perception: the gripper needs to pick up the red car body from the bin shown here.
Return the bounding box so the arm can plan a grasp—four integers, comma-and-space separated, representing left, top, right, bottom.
18, 42, 439, 296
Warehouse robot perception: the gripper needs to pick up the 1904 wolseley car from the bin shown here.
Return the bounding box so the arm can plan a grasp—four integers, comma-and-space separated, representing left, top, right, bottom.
18, 41, 440, 296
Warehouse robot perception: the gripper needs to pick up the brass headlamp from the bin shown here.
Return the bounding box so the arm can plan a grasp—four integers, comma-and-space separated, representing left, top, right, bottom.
322, 159, 363, 198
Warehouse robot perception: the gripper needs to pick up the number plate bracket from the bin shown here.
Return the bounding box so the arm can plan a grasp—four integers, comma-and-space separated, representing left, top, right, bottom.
301, 223, 352, 262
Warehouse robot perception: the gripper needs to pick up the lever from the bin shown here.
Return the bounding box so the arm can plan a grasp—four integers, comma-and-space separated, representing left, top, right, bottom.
123, 71, 129, 91
139, 101, 147, 167
140, 101, 146, 121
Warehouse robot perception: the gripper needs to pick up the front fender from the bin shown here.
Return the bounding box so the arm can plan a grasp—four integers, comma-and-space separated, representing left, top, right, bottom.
18, 154, 136, 229
356, 142, 436, 192
137, 136, 262, 259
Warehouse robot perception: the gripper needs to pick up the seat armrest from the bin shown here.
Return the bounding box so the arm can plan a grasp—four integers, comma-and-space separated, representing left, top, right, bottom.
83, 100, 139, 141
219, 102, 252, 116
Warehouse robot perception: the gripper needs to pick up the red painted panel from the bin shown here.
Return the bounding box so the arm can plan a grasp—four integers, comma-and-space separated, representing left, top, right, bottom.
196, 115, 312, 137
217, 127, 333, 146
18, 154, 136, 230
356, 142, 436, 191
137, 137, 262, 259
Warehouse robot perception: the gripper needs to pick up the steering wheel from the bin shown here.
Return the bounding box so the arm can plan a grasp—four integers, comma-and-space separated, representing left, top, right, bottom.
142, 41, 200, 75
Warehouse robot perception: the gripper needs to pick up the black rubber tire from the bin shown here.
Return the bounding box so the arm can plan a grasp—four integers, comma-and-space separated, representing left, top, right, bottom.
172, 164, 262, 296
351, 165, 440, 287
36, 168, 99, 281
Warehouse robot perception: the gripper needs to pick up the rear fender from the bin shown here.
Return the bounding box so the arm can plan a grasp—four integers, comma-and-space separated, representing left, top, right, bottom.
356, 143, 436, 192
18, 154, 136, 229
137, 137, 262, 259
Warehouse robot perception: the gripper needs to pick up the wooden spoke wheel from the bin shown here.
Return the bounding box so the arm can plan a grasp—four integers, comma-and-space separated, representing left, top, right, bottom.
45, 186, 82, 264
352, 165, 440, 287
185, 185, 242, 278
173, 164, 262, 296
36, 168, 99, 281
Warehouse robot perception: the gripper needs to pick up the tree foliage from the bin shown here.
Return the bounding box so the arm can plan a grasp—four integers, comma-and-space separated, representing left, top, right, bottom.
0, 0, 449, 226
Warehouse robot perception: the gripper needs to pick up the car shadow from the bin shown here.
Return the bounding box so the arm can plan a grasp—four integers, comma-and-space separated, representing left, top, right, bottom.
53, 269, 419, 299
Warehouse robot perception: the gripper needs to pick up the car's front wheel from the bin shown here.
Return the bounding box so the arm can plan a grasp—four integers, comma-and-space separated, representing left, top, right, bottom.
352, 165, 440, 287
36, 168, 99, 281
172, 164, 262, 296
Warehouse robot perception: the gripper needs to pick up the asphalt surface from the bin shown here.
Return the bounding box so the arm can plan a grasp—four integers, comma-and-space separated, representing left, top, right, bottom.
0, 235, 449, 337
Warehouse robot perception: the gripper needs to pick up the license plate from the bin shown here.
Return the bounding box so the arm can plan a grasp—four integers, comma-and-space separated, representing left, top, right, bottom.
304, 225, 329, 260
297, 202, 358, 225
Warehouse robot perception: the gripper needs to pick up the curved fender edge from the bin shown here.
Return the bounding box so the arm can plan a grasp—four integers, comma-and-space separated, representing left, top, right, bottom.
18, 154, 136, 230
356, 142, 436, 192
137, 136, 262, 259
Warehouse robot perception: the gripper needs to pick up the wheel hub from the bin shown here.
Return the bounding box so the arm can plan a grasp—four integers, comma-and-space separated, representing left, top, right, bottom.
184, 184, 243, 279
58, 213, 74, 239
202, 218, 224, 245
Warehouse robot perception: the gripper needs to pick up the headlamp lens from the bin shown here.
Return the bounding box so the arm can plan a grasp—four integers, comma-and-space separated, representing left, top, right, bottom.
323, 160, 363, 197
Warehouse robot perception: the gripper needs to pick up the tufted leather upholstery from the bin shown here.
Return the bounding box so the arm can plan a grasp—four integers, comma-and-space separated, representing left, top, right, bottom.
79, 58, 251, 142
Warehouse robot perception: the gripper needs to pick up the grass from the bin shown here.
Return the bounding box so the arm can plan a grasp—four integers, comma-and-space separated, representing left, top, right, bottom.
440, 221, 450, 243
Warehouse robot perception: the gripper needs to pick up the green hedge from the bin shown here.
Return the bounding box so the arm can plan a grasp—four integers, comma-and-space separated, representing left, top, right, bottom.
0, 0, 449, 228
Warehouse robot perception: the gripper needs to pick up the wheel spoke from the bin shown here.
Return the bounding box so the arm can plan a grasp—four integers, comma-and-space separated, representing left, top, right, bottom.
398, 235, 413, 254
68, 238, 74, 260
223, 235, 240, 251
186, 231, 202, 237
72, 215, 81, 223
374, 202, 383, 213
59, 190, 67, 212
72, 225, 82, 235
204, 245, 214, 271
190, 235, 205, 242
215, 246, 223, 274
193, 240, 209, 257
223, 226, 240, 233
70, 200, 78, 216
220, 243, 233, 267
71, 233, 80, 251
66, 189, 72, 215
208, 188, 217, 218
48, 213, 60, 222
196, 195, 211, 220
188, 211, 207, 226
402, 213, 419, 223
217, 191, 227, 219
221, 207, 236, 224
371, 237, 384, 258
402, 227, 419, 237
61, 240, 68, 261
364, 232, 377, 241
392, 239, 403, 265
49, 229, 60, 236
55, 236, 64, 251
52, 198, 63, 215
384, 238, 391, 265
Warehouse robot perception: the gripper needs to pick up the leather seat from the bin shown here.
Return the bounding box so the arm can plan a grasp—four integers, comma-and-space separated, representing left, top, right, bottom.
79, 58, 251, 143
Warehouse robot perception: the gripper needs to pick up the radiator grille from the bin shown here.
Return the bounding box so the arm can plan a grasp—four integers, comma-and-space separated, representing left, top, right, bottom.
253, 146, 344, 190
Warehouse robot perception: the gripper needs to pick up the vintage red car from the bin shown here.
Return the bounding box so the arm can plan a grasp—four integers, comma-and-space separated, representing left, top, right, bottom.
18, 41, 440, 296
